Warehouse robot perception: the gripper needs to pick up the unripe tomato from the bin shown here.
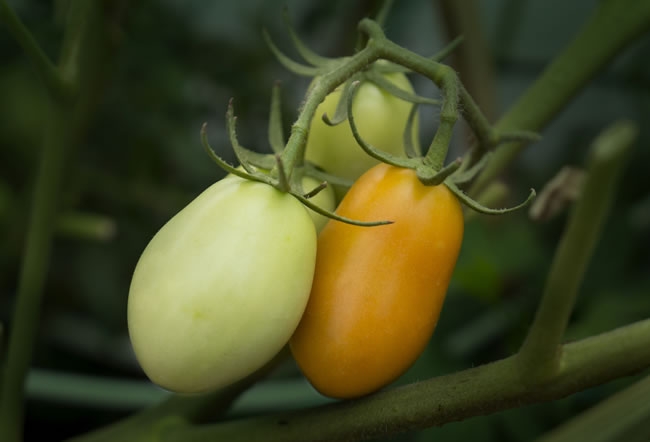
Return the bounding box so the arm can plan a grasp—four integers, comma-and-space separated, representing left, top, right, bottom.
305, 72, 417, 183
290, 163, 464, 399
128, 175, 317, 393
230, 167, 335, 232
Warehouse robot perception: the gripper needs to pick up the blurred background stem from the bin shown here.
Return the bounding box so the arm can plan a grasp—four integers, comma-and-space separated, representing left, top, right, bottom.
0, 0, 72, 100
518, 121, 637, 383
470, 0, 650, 193
0, 71, 73, 442
437, 0, 497, 122
0, 2, 118, 441
534, 373, 650, 442
66, 350, 289, 442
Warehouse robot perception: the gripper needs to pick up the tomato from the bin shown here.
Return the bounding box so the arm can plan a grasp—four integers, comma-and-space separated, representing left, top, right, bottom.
128, 175, 317, 393
301, 174, 336, 231
305, 72, 417, 184
290, 163, 464, 399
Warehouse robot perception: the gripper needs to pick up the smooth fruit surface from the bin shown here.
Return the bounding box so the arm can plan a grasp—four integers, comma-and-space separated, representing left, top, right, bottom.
128, 175, 317, 393
305, 72, 417, 183
290, 163, 464, 398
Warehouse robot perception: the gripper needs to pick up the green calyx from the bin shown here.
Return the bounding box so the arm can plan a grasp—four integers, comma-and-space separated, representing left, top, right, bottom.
204, 8, 537, 224
200, 97, 391, 228
343, 79, 536, 216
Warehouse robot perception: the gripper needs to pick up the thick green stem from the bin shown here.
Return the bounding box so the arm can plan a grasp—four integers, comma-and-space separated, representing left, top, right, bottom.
470, 0, 650, 193
0, 2, 113, 441
518, 121, 637, 384
161, 319, 650, 442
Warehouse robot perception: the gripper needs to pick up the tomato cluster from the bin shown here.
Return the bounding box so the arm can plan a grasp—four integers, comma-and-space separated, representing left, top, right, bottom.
127, 72, 463, 399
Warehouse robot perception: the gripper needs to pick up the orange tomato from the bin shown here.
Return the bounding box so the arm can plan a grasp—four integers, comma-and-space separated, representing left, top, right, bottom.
290, 163, 464, 399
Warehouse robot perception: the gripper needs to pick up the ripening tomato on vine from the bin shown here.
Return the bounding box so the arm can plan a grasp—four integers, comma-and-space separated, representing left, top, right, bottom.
126, 14, 536, 400
290, 77, 535, 398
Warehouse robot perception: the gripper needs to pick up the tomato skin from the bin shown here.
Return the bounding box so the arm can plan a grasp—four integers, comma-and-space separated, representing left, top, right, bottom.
290, 163, 464, 399
229, 168, 335, 232
305, 72, 417, 183
128, 176, 317, 394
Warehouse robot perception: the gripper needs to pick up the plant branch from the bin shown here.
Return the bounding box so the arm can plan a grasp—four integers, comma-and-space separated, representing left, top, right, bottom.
470, 0, 650, 193
0, 0, 73, 101
161, 319, 650, 442
518, 121, 637, 384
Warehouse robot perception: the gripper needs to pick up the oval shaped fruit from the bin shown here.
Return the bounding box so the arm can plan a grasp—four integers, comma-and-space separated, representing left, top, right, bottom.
305, 71, 418, 183
128, 176, 317, 393
290, 163, 464, 399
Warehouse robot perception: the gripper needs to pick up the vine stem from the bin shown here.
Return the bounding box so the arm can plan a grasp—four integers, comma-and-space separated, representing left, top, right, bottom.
470, 0, 650, 194
359, 19, 461, 170
0, 2, 114, 441
280, 17, 499, 180
517, 121, 637, 384
281, 46, 379, 173
160, 318, 650, 442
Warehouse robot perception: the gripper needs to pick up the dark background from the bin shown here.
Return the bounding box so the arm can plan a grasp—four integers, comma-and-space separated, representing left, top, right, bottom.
1, 0, 649, 440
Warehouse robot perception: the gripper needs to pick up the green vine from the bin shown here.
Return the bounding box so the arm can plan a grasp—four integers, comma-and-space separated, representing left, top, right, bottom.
161, 319, 650, 442
212, 15, 537, 222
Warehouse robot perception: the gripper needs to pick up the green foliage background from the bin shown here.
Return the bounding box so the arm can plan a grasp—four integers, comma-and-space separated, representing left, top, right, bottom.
0, 0, 649, 440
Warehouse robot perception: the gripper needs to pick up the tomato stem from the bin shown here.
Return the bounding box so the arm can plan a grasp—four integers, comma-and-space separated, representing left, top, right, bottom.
417, 158, 462, 186
250, 14, 541, 219
446, 182, 535, 216
281, 45, 380, 173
